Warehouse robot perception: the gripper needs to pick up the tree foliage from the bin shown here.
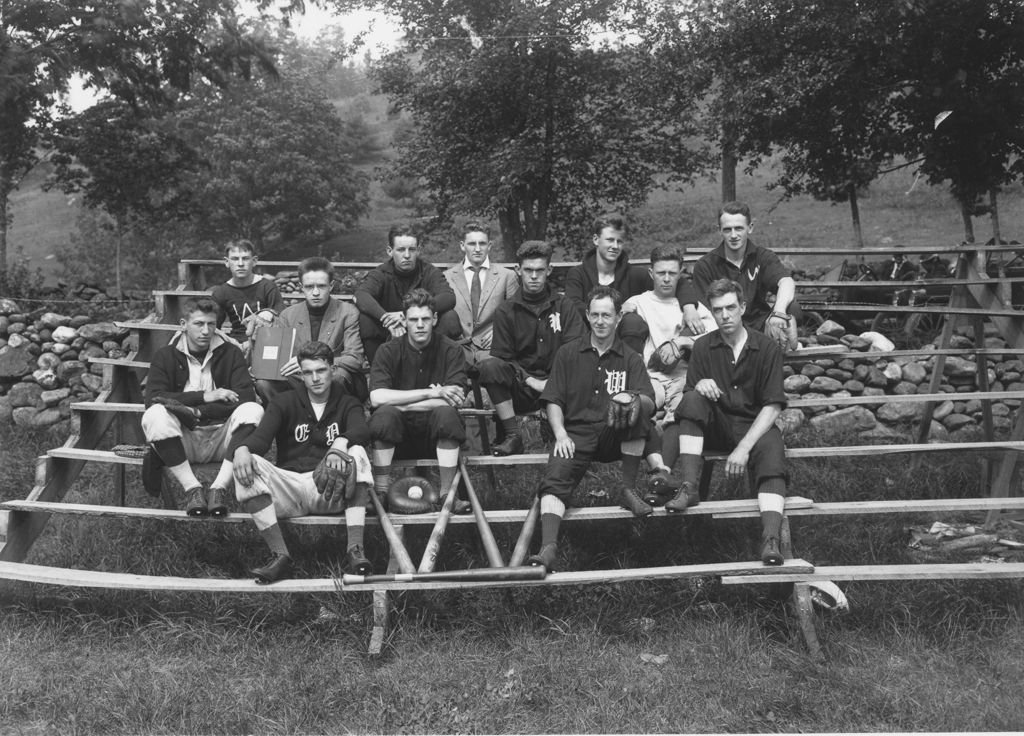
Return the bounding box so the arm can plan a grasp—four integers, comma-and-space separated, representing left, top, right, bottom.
344, 0, 708, 253
0, 0, 295, 288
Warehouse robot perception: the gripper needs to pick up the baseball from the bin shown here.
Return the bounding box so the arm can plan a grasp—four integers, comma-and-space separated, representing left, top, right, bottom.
407, 485, 423, 500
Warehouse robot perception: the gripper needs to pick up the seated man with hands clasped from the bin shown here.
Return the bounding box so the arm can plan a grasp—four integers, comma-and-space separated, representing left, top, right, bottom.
660, 278, 790, 566
476, 239, 586, 456
230, 340, 375, 584
141, 297, 263, 517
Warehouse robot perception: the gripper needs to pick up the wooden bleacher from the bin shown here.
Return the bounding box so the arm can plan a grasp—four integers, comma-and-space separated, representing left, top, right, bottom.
1, 241, 1023, 659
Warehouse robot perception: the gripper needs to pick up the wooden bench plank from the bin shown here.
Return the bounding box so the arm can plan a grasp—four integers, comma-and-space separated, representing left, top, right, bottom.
796, 276, 1024, 289
0, 559, 812, 593
788, 390, 1024, 409
48, 448, 142, 465
713, 496, 1024, 518
721, 562, 1024, 584
0, 497, 815, 525
796, 303, 1022, 317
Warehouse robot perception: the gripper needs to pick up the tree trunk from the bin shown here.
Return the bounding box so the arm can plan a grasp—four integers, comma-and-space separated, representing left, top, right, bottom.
989, 187, 1001, 245
115, 220, 124, 301
848, 182, 864, 249
721, 144, 737, 203
0, 172, 10, 289
960, 200, 975, 243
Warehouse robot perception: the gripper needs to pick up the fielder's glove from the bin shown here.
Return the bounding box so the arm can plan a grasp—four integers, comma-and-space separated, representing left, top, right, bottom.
647, 339, 691, 373
313, 448, 353, 502
764, 311, 798, 352
387, 476, 440, 514
607, 390, 642, 430
152, 396, 201, 430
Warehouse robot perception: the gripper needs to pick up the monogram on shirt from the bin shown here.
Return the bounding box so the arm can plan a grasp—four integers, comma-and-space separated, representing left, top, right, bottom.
548, 313, 562, 333
604, 369, 627, 395
294, 421, 341, 444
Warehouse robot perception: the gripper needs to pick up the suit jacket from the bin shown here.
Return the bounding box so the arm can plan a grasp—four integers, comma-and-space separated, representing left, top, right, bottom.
444, 261, 519, 353
277, 297, 366, 374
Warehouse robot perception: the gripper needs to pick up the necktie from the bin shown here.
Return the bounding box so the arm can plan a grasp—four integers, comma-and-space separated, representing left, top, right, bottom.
470, 265, 483, 323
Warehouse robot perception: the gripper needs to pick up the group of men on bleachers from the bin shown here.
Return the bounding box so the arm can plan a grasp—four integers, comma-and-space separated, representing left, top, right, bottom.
138, 202, 800, 583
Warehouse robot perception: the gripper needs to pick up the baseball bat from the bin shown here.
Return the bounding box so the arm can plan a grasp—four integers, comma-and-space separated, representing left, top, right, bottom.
461, 460, 505, 567
343, 565, 546, 586
418, 466, 462, 573
369, 489, 417, 574
509, 496, 540, 567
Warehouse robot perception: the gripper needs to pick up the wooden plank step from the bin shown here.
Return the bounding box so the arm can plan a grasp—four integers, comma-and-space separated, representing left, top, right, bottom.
153, 289, 351, 303
71, 402, 145, 413
48, 448, 142, 465
789, 390, 1024, 409
0, 497, 815, 525
0, 558, 813, 593
86, 357, 150, 369
721, 562, 1024, 585
797, 303, 1022, 317
796, 276, 1024, 289
784, 347, 1024, 359
714, 496, 1024, 519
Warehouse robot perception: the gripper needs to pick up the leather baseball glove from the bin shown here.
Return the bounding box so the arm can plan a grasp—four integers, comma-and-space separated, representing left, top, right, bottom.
387, 476, 439, 514
606, 390, 642, 430
764, 311, 798, 352
152, 396, 201, 430
313, 448, 353, 502
647, 339, 690, 373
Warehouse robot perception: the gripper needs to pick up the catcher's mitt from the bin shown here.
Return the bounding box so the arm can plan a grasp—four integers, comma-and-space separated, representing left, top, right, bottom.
313, 448, 354, 502
606, 390, 642, 430
647, 338, 690, 373
387, 475, 440, 514
764, 311, 798, 352
152, 396, 201, 430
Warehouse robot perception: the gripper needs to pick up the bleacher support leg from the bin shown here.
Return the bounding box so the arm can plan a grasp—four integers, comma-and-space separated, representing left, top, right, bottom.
781, 517, 823, 660
369, 524, 404, 657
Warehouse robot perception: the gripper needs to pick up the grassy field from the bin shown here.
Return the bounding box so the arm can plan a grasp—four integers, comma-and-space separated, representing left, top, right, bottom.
2, 423, 1024, 733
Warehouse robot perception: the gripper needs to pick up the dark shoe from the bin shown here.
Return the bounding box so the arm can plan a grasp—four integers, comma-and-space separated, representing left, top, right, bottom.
184, 485, 207, 517
665, 481, 700, 514
206, 486, 229, 517
760, 536, 784, 566
250, 553, 294, 584
620, 487, 654, 517
644, 468, 679, 505
492, 434, 524, 456
141, 447, 165, 498
527, 543, 558, 571
452, 499, 473, 514
346, 544, 372, 576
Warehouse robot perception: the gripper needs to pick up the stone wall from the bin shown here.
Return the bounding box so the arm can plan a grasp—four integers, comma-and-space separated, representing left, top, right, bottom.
778, 320, 1021, 441
0, 298, 132, 432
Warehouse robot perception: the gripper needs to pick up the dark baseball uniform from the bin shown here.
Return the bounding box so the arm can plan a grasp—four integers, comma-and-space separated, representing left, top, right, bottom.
691, 240, 791, 331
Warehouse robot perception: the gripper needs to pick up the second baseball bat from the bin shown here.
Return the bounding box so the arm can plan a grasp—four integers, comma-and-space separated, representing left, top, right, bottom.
343, 565, 546, 586
369, 488, 417, 574
461, 461, 504, 567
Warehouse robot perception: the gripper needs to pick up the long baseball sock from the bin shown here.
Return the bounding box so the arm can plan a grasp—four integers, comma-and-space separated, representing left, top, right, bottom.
539, 494, 565, 547
758, 479, 787, 540
345, 506, 366, 551
437, 446, 460, 494
372, 445, 394, 497
244, 496, 289, 557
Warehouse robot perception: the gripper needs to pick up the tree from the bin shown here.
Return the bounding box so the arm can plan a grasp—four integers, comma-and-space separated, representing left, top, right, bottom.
170, 73, 371, 248
892, 0, 1024, 243
342, 0, 708, 253
0, 0, 290, 288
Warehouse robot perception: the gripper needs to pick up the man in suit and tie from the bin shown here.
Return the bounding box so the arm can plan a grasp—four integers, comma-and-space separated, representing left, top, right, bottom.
443, 222, 519, 366
255, 256, 368, 403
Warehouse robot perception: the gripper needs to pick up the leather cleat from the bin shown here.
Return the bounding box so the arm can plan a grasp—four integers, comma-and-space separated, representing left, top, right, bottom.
206, 486, 229, 517
760, 535, 784, 566
452, 499, 473, 514
250, 553, 294, 584
492, 434, 524, 456
184, 485, 208, 517
665, 482, 700, 514
141, 447, 165, 498
346, 544, 372, 576
620, 487, 654, 517
527, 543, 558, 572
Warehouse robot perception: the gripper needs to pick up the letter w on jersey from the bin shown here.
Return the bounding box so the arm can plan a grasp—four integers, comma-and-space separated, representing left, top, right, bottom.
604, 369, 627, 395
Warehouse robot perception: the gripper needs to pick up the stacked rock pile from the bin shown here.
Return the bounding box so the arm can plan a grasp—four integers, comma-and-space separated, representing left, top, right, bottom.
0, 298, 131, 430
778, 320, 1021, 441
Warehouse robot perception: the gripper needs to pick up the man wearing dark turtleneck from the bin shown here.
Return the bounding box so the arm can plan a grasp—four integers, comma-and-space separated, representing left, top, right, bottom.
255, 256, 366, 403
354, 223, 462, 363
477, 240, 586, 456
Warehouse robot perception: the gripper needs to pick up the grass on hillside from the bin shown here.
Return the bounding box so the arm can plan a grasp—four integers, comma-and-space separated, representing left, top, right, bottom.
2, 423, 1024, 733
